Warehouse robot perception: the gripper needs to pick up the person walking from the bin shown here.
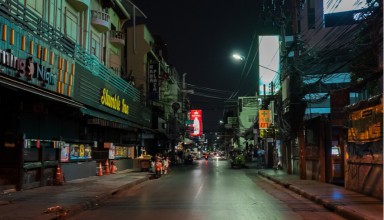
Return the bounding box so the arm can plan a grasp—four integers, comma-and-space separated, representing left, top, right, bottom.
162, 157, 170, 174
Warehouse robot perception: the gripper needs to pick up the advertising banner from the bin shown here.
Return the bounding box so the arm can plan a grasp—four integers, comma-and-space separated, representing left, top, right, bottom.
259, 110, 271, 129
115, 146, 128, 159
189, 109, 203, 136
60, 143, 70, 162
348, 104, 383, 143
69, 143, 92, 160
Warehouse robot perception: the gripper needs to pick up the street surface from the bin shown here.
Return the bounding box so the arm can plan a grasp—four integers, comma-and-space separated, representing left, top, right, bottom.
69, 159, 345, 220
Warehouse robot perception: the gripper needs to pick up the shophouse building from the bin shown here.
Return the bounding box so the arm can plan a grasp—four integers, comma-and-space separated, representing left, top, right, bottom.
273, 0, 383, 199
241, 0, 382, 199
0, 0, 184, 191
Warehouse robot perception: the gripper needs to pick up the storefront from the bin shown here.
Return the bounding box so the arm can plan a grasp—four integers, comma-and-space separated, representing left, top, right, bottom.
0, 14, 152, 190
345, 95, 383, 199
0, 14, 83, 190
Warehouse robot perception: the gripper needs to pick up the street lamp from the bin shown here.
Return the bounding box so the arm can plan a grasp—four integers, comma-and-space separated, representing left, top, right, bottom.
232, 53, 245, 61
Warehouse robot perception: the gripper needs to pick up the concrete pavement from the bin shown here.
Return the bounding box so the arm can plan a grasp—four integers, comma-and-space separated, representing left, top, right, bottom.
0, 170, 150, 220
0, 164, 382, 220
257, 169, 383, 220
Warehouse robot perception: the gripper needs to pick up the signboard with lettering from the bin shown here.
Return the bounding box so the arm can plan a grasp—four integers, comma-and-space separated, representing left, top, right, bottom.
259, 110, 271, 129
0, 22, 75, 98
100, 88, 129, 115
348, 104, 383, 143
148, 63, 160, 100
189, 109, 203, 136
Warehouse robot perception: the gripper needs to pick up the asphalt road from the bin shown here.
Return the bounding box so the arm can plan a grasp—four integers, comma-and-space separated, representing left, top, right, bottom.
69, 159, 345, 220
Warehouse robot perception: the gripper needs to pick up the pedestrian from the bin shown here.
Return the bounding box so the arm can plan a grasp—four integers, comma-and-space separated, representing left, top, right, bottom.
162, 157, 170, 174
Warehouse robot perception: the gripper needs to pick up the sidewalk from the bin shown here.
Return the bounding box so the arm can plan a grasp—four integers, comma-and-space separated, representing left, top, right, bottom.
0, 170, 150, 220
257, 169, 383, 220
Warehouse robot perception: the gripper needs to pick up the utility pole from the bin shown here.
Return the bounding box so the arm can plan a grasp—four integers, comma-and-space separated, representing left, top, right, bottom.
286, 0, 306, 179
279, 0, 292, 174
291, 0, 306, 180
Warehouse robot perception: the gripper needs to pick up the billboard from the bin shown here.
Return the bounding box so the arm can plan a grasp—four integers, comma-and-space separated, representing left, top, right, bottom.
259, 35, 280, 95
259, 110, 271, 129
189, 109, 203, 136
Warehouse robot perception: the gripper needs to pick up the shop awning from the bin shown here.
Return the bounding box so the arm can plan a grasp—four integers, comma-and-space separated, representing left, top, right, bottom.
80, 108, 141, 130
0, 75, 84, 108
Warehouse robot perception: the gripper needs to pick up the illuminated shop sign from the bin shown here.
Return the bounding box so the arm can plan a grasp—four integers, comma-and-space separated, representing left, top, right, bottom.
348, 104, 383, 143
0, 49, 56, 86
100, 88, 129, 115
189, 109, 203, 136
259, 110, 271, 129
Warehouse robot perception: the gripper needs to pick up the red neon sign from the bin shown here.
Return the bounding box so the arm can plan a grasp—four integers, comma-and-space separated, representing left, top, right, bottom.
189, 109, 202, 136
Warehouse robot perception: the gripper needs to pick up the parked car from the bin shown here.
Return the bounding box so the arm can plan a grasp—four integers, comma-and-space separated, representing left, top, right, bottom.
230, 150, 246, 168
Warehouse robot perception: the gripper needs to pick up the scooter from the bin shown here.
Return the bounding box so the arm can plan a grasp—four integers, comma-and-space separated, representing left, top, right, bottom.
204, 154, 209, 160
155, 161, 162, 178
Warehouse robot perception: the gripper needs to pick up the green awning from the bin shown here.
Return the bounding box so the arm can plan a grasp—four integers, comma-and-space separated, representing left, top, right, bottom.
80, 108, 141, 129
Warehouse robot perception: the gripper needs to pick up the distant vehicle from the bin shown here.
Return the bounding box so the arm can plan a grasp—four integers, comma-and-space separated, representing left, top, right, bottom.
230, 149, 246, 168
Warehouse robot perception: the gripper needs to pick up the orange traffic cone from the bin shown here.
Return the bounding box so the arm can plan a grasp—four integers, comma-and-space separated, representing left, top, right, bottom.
110, 161, 117, 174
55, 165, 64, 185
97, 162, 103, 176
105, 159, 110, 175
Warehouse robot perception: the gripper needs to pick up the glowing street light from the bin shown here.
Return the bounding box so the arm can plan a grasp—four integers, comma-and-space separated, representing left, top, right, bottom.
232, 53, 244, 61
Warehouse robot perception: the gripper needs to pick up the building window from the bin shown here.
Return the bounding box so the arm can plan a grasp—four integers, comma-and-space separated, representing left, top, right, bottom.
65, 8, 78, 42
47, 0, 62, 31
26, 0, 43, 15
91, 33, 101, 58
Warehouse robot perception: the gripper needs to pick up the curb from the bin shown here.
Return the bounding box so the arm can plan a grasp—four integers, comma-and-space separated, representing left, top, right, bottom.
257, 171, 373, 220
37, 175, 150, 220
335, 206, 375, 220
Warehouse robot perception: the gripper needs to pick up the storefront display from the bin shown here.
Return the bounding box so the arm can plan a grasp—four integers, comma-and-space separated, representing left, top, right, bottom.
59, 143, 92, 162
106, 142, 134, 159
69, 143, 92, 161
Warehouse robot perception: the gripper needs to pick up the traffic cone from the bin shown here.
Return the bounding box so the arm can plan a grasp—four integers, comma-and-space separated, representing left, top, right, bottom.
110, 161, 117, 174
105, 159, 110, 175
97, 162, 103, 176
55, 165, 64, 185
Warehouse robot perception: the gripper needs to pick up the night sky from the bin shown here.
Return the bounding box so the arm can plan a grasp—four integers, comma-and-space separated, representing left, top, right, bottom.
133, 1, 267, 132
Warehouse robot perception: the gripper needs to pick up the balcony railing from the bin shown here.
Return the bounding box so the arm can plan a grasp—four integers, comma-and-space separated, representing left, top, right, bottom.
0, 0, 75, 57
74, 45, 141, 102
109, 30, 125, 47
91, 10, 110, 33
66, 0, 90, 11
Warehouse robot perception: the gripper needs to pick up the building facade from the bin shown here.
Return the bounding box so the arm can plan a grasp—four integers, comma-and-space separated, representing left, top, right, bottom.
0, 0, 186, 191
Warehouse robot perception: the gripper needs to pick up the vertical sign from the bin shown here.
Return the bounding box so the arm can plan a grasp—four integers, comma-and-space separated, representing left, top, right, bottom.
148, 62, 159, 100
259, 110, 271, 129
189, 109, 202, 136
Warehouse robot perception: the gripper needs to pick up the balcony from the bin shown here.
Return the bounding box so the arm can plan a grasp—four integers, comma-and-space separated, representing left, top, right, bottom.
109, 30, 125, 47
66, 0, 89, 11
91, 10, 110, 33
